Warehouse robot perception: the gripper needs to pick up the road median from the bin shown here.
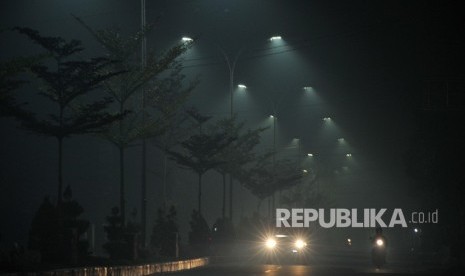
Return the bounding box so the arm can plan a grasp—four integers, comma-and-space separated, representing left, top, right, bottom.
1, 257, 209, 276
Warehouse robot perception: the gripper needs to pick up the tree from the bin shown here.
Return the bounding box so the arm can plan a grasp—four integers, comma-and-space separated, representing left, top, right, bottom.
75, 18, 195, 231
150, 205, 179, 257
188, 209, 210, 256
13, 27, 124, 204
210, 116, 267, 219
102, 207, 126, 260
0, 55, 41, 118
169, 131, 235, 215
28, 197, 61, 263
29, 186, 90, 264
240, 158, 303, 216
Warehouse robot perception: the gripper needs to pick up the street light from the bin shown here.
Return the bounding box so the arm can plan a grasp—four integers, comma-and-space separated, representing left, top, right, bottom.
323, 117, 332, 121
182, 36, 193, 42
307, 153, 313, 157
238, 84, 247, 89
269, 36, 282, 41
346, 153, 352, 157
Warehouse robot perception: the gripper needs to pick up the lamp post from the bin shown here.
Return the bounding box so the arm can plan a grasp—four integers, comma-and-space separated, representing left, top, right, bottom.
182, 35, 282, 220
140, 0, 148, 248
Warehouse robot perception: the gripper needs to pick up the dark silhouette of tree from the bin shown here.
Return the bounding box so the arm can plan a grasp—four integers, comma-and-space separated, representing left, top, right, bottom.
185, 107, 211, 134
75, 18, 195, 232
240, 158, 302, 215
28, 197, 61, 263
188, 209, 210, 256
102, 207, 126, 260
13, 27, 124, 204
102, 206, 140, 260
28, 186, 90, 264
211, 116, 267, 219
168, 131, 235, 215
150, 205, 179, 257
0, 55, 42, 118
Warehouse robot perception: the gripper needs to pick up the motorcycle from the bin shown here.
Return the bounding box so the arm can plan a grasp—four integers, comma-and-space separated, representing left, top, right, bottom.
371, 237, 386, 268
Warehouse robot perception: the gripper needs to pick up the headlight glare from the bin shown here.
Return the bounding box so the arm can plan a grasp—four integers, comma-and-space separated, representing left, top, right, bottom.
295, 239, 306, 249
265, 238, 277, 249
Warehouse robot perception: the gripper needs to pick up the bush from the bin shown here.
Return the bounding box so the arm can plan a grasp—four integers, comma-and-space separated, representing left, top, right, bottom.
150, 206, 179, 257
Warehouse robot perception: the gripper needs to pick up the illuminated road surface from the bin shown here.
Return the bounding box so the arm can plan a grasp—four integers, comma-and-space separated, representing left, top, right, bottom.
164, 250, 444, 276
166, 263, 440, 276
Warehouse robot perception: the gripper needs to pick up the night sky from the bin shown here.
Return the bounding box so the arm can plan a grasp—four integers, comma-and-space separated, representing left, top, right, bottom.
1, 0, 464, 255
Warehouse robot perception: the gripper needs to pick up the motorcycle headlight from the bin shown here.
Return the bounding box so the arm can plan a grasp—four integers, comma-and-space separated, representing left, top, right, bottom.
376, 239, 384, 246
265, 238, 277, 249
295, 239, 307, 249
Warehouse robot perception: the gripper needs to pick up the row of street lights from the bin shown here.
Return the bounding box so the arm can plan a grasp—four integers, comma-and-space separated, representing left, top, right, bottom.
184, 35, 355, 161
181, 34, 356, 218
182, 35, 283, 117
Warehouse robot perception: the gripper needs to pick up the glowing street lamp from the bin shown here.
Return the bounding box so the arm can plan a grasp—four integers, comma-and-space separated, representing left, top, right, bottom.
181, 37, 193, 42
269, 36, 282, 41
303, 86, 312, 90
323, 117, 332, 121
238, 84, 247, 89
346, 153, 352, 157
307, 153, 313, 157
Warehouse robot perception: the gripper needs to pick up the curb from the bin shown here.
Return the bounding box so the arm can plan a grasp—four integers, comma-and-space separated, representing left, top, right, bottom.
1, 257, 209, 276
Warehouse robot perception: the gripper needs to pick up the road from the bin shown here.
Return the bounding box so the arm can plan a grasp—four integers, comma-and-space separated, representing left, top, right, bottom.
166, 263, 441, 276
165, 247, 448, 276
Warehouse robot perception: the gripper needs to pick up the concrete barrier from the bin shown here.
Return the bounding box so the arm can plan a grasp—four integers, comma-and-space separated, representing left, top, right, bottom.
1, 257, 209, 276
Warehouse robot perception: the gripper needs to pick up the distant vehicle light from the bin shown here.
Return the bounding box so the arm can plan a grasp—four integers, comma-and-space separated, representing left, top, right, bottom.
376, 239, 384, 246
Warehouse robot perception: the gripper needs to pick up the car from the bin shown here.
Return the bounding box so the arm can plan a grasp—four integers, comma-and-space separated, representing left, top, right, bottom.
260, 230, 311, 264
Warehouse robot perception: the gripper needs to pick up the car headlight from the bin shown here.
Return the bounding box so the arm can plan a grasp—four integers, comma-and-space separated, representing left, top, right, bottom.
376, 239, 384, 246
295, 239, 307, 249
265, 238, 277, 249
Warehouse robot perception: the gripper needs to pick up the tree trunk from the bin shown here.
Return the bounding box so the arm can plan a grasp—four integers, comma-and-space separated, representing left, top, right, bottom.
257, 199, 262, 214
57, 137, 63, 204
222, 173, 226, 219
198, 173, 202, 215
119, 146, 126, 225
163, 151, 168, 210
141, 138, 147, 247
229, 174, 233, 220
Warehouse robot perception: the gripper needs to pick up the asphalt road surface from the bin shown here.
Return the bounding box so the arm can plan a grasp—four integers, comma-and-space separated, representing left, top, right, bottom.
164, 248, 448, 276
165, 263, 442, 276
